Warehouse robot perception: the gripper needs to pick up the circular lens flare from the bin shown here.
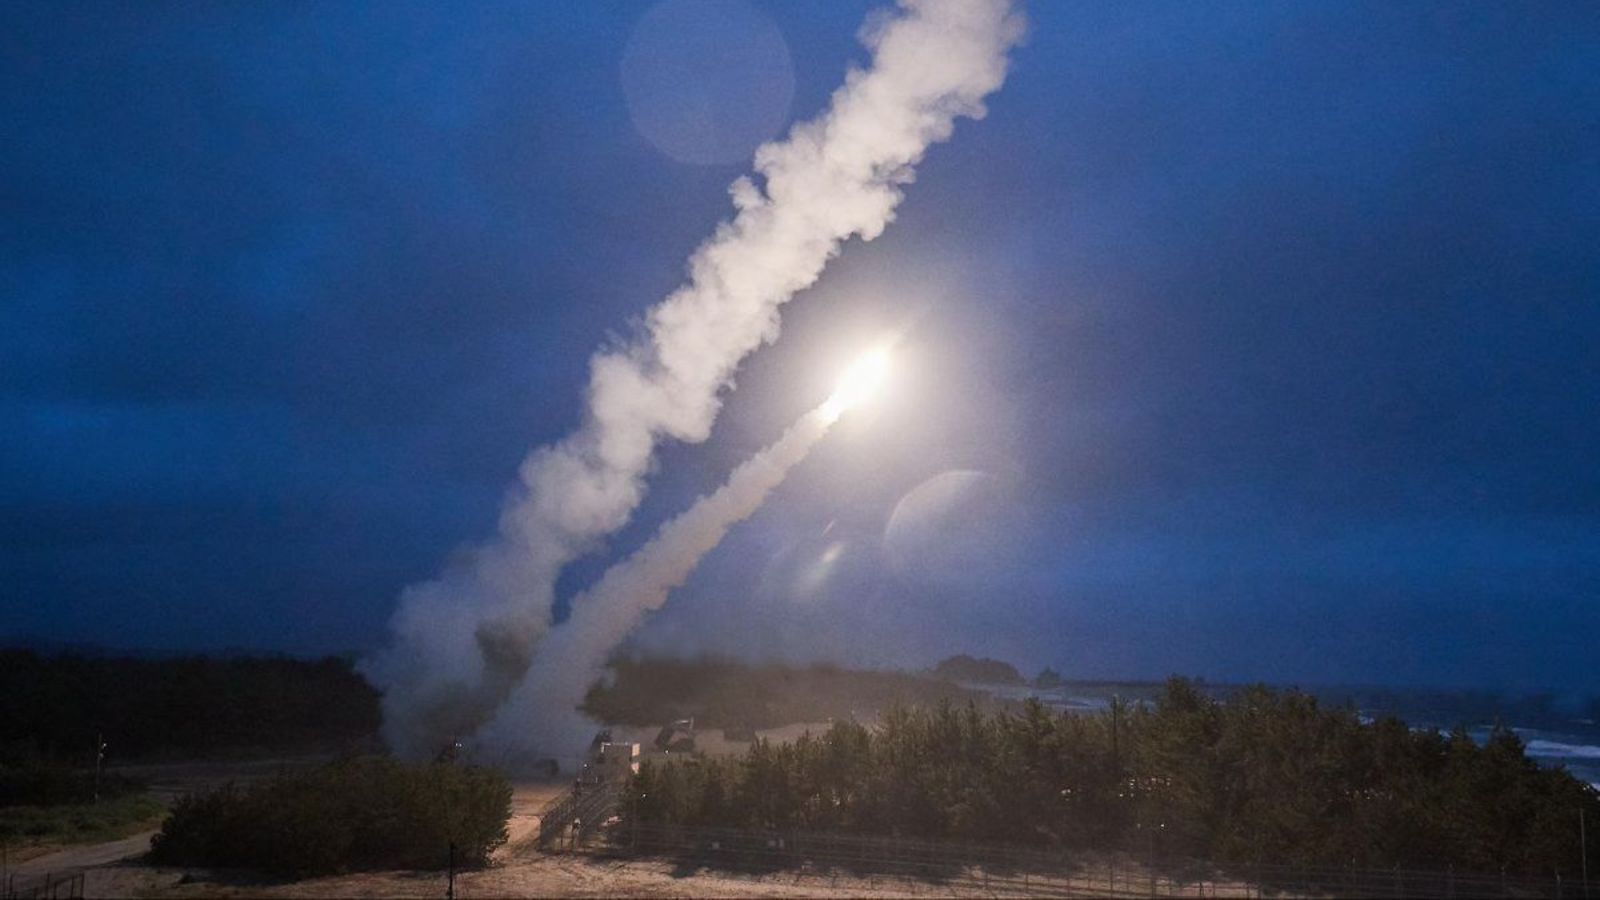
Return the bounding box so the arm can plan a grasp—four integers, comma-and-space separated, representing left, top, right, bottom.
823, 348, 891, 420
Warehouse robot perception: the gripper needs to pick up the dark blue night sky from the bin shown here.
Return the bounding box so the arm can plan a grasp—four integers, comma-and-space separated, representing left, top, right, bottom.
3, 2, 1596, 690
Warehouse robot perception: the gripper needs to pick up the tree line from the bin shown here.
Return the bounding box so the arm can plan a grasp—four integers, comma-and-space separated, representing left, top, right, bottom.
1, 650, 379, 763
625, 678, 1599, 878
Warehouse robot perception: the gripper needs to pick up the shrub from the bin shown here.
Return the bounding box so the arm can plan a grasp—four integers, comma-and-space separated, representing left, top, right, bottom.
148, 756, 510, 875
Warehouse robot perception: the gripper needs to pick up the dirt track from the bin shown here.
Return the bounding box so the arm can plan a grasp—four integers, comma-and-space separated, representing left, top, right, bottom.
9, 831, 157, 878
61, 854, 989, 898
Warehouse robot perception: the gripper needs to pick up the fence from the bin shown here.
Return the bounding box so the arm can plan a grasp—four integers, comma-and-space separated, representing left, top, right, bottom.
2, 870, 84, 900
561, 820, 1581, 899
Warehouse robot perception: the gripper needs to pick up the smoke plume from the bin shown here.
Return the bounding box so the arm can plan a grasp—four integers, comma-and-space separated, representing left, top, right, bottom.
364, 0, 1023, 760
475, 404, 838, 760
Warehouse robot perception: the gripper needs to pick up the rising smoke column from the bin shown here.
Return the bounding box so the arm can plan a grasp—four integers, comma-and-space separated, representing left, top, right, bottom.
475, 403, 839, 759
365, 0, 1024, 760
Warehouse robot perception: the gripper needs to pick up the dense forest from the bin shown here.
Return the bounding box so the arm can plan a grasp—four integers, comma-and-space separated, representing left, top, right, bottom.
624, 678, 1600, 877
0, 650, 379, 763
584, 656, 987, 730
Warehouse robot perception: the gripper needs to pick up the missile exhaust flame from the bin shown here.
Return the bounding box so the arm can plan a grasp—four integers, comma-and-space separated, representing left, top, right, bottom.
823, 347, 892, 421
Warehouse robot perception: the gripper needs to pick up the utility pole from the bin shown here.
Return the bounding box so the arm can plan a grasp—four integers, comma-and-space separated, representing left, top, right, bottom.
94, 734, 106, 803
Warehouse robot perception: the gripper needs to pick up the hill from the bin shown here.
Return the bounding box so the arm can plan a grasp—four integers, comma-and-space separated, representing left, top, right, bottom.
930, 654, 1026, 685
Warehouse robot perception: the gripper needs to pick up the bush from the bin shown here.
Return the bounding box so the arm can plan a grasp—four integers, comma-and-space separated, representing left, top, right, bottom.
148, 757, 510, 875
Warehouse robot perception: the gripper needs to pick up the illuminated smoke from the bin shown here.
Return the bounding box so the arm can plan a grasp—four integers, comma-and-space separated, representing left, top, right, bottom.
475, 404, 838, 760
364, 0, 1023, 760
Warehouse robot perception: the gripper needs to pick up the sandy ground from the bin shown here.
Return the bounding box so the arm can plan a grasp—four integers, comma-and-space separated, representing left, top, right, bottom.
94, 857, 956, 898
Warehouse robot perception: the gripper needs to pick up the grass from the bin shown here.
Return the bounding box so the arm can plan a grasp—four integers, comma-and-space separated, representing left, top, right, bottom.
0, 792, 166, 850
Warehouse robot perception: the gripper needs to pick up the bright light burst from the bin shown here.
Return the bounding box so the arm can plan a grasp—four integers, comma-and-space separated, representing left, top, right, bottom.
822, 347, 892, 420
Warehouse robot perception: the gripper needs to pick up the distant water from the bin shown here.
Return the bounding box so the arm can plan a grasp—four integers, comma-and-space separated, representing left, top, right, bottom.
1482, 729, 1600, 791
977, 682, 1600, 791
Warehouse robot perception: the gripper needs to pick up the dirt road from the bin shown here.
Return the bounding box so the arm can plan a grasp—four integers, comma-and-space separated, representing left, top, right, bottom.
11, 831, 154, 876
106, 854, 954, 898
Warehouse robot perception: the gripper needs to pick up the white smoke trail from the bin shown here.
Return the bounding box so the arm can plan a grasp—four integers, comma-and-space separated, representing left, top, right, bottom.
364, 0, 1024, 759
475, 404, 838, 760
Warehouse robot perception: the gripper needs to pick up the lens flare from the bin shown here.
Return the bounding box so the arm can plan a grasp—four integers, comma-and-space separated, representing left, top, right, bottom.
823, 347, 891, 419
